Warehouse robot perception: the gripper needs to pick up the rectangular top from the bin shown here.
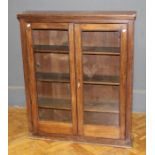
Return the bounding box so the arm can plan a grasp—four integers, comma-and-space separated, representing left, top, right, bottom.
17, 11, 136, 20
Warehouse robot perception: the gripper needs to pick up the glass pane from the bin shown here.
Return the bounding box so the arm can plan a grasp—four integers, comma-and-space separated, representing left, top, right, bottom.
82, 30, 120, 128
32, 30, 69, 54
35, 53, 70, 82
82, 31, 120, 54
83, 55, 120, 84
84, 85, 119, 126
37, 82, 71, 122
39, 109, 71, 122
31, 29, 71, 123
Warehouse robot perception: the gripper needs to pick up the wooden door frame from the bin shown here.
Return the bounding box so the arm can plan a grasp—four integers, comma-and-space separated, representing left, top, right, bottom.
25, 23, 38, 133
74, 23, 128, 139
25, 22, 78, 135
19, 19, 33, 132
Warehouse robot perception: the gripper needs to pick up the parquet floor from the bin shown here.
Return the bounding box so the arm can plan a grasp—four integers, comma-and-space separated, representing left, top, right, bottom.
8, 107, 146, 155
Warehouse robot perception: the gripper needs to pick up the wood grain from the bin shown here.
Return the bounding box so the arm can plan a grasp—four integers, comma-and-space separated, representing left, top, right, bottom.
17, 11, 136, 20
37, 97, 119, 113
74, 23, 127, 140
38, 121, 73, 134
25, 23, 39, 133
36, 72, 120, 85
31, 22, 69, 29
33, 45, 69, 53
80, 24, 126, 31
74, 24, 84, 135
17, 12, 136, 146
126, 21, 135, 141
119, 25, 128, 139
19, 19, 33, 132
8, 107, 146, 154
68, 23, 78, 135
84, 124, 120, 139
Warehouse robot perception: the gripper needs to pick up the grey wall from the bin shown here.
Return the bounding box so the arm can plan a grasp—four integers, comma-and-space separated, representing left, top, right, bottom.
8, 0, 146, 112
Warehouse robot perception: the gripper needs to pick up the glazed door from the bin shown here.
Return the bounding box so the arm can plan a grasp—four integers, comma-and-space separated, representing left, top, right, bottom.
26, 23, 77, 135
75, 24, 127, 139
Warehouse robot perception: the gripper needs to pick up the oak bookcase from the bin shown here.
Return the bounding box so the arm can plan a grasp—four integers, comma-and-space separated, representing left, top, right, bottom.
17, 11, 136, 147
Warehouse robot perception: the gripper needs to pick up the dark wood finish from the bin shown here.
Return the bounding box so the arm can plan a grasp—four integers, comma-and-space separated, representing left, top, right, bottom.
38, 98, 71, 110
38, 108, 72, 122
38, 121, 73, 134
119, 26, 128, 139
83, 46, 120, 55
126, 21, 134, 141
84, 101, 119, 113
84, 124, 120, 139
80, 23, 127, 31
74, 24, 84, 136
32, 132, 132, 148
75, 23, 128, 139
25, 24, 39, 133
26, 22, 77, 135
36, 72, 119, 85
36, 72, 70, 83
17, 11, 136, 21
33, 45, 69, 54
84, 112, 119, 126
17, 11, 134, 24
68, 23, 78, 135
35, 53, 69, 74
38, 97, 119, 113
19, 19, 33, 132
17, 11, 136, 147
31, 22, 69, 29
33, 45, 120, 55
84, 75, 119, 85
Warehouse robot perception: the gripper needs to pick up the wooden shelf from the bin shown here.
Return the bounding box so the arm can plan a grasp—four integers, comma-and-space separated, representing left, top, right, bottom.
38, 97, 119, 113
83, 46, 120, 55
33, 45, 120, 55
38, 98, 71, 110
33, 45, 69, 54
36, 72, 70, 83
36, 72, 119, 85
84, 75, 120, 85
84, 101, 119, 113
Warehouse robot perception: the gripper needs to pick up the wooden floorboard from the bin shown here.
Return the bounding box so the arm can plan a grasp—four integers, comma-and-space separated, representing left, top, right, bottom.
8, 107, 146, 155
